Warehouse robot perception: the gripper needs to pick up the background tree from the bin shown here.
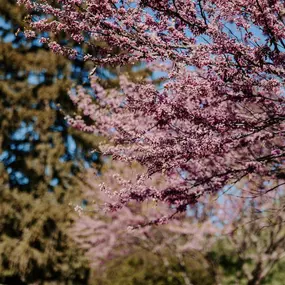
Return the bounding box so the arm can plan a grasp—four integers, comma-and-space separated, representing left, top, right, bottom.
0, 0, 102, 283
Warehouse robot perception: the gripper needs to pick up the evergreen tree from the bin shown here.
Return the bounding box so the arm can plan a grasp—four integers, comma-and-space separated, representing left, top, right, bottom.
0, 0, 100, 283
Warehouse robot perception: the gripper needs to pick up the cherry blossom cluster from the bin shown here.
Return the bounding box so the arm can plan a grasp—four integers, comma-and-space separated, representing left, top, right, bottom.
18, 0, 285, 213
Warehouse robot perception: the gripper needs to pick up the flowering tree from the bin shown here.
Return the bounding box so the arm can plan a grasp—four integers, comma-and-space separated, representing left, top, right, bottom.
70, 162, 221, 284
70, 162, 217, 263
18, 0, 285, 214
71, 162, 285, 285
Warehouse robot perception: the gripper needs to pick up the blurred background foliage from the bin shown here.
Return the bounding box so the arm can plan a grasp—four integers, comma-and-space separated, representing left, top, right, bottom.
92, 250, 217, 285
0, 0, 99, 283
1, 0, 285, 284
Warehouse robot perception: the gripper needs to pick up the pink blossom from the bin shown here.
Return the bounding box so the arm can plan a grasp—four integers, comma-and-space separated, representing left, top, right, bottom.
19, 0, 285, 214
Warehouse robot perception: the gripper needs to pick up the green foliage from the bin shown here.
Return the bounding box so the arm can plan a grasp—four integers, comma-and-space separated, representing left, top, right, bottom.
263, 260, 285, 285
0, 0, 100, 283
91, 250, 217, 285
205, 233, 285, 285
0, 188, 89, 284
